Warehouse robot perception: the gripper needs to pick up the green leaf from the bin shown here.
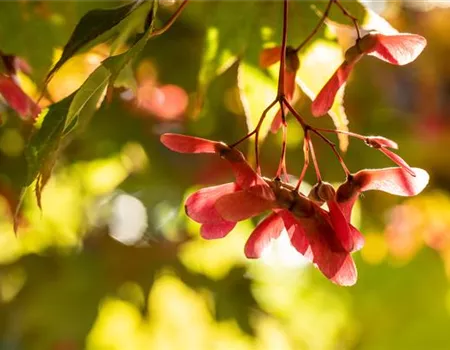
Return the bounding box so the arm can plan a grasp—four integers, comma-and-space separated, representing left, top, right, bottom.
18, 0, 158, 212
195, 2, 256, 94
64, 65, 110, 131
24, 75, 108, 208
23, 67, 109, 206
191, 1, 259, 116
45, 0, 144, 84
102, 0, 158, 95
64, 26, 153, 133
26, 63, 110, 204
25, 95, 74, 195
102, 32, 148, 95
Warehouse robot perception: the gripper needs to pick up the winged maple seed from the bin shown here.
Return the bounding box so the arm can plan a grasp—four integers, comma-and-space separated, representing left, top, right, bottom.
311, 32, 427, 117
0, 53, 41, 121
161, 133, 429, 286
365, 136, 415, 176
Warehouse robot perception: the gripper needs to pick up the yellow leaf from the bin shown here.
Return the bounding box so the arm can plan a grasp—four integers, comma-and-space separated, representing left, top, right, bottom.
238, 62, 277, 142
296, 40, 349, 151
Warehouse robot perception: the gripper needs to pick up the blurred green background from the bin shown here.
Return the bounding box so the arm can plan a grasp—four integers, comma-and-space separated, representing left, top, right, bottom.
1, 1, 450, 349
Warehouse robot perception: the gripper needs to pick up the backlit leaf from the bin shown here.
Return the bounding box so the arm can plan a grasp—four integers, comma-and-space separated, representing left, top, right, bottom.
17, 0, 158, 214
238, 63, 277, 141
65, 65, 109, 131
297, 40, 350, 151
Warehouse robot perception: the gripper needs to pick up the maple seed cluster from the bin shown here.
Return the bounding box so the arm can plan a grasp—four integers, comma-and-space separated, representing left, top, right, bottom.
160, 1, 429, 286
161, 134, 428, 286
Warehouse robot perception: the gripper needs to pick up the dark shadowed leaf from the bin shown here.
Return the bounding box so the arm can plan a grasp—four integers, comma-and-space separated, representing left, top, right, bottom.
44, 0, 145, 85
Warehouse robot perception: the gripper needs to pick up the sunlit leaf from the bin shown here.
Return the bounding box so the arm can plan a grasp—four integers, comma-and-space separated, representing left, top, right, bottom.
65, 65, 109, 131
194, 2, 256, 110
25, 95, 74, 188
87, 298, 143, 350
22, 81, 105, 208
102, 35, 147, 97
297, 40, 350, 151
238, 63, 277, 141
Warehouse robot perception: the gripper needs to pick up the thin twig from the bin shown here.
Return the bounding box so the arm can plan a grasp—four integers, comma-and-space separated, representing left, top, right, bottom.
314, 127, 366, 141
229, 99, 278, 148
295, 139, 310, 191
311, 129, 350, 176
307, 132, 322, 182
277, 0, 289, 97
283, 99, 308, 129
231, 0, 289, 172
276, 107, 288, 178
150, 0, 189, 37
295, 0, 333, 52
334, 0, 361, 39
254, 99, 279, 172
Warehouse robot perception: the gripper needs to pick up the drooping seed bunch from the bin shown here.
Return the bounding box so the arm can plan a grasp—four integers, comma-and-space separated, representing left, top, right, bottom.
160, 0, 429, 285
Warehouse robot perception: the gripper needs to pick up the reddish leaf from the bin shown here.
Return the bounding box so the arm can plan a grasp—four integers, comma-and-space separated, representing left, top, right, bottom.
270, 108, 284, 134
246, 183, 276, 202
200, 221, 236, 240
15, 57, 32, 75
337, 198, 357, 223
337, 167, 429, 223
379, 147, 415, 176
245, 212, 285, 258
229, 161, 268, 193
350, 225, 365, 252
0, 75, 40, 120
259, 46, 282, 68
160, 133, 224, 154
215, 190, 274, 222
0, 54, 32, 76
369, 33, 427, 66
297, 212, 357, 286
327, 199, 354, 252
185, 182, 239, 223
329, 254, 357, 286
357, 167, 429, 196
277, 209, 312, 260
311, 61, 355, 117
285, 69, 296, 101
161, 133, 270, 196
332, 194, 365, 252
366, 136, 398, 149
